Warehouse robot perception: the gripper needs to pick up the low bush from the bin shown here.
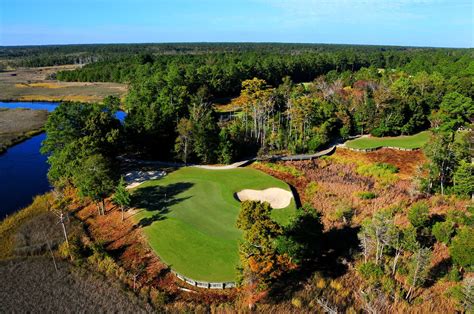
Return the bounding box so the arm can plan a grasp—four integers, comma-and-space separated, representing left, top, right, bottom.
450, 227, 474, 270
260, 162, 303, 177
357, 191, 377, 200
356, 162, 398, 186
408, 201, 430, 229
305, 182, 319, 198
357, 262, 383, 283
329, 204, 354, 224
432, 221, 454, 244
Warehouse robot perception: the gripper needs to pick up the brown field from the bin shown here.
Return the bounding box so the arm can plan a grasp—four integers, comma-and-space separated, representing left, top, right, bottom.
0, 108, 48, 153
0, 65, 128, 103
0, 257, 148, 313
253, 147, 468, 312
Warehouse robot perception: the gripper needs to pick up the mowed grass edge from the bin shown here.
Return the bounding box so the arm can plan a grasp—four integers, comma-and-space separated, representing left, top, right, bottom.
345, 131, 430, 150
132, 167, 296, 282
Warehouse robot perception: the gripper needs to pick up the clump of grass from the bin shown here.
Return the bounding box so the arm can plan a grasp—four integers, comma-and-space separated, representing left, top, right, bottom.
259, 162, 303, 177
328, 201, 354, 224
357, 191, 377, 200
0, 193, 53, 258
356, 162, 399, 186
305, 182, 319, 198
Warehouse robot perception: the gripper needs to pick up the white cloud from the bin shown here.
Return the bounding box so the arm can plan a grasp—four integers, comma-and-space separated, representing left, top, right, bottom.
258, 0, 463, 22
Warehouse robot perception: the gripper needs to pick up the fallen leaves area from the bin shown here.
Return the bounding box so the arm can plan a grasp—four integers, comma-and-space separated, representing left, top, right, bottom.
75, 198, 236, 305
254, 147, 469, 312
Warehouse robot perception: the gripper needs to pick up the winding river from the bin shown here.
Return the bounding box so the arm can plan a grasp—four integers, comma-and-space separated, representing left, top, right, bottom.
0, 102, 125, 219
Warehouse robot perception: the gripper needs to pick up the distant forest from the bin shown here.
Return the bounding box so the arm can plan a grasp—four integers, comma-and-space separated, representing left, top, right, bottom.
5, 43, 470, 198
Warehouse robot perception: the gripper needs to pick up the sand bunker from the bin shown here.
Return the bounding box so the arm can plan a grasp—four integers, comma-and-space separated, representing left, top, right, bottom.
124, 170, 166, 189
236, 188, 293, 209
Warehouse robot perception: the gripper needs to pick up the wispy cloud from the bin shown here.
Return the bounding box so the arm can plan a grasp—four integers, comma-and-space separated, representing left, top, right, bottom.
258, 0, 468, 23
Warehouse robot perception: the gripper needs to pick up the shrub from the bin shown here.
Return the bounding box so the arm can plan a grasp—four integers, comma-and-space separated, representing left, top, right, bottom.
450, 227, 474, 269
291, 297, 303, 309
261, 162, 303, 177
357, 191, 377, 200
329, 203, 354, 224
432, 221, 454, 244
305, 182, 319, 198
356, 162, 398, 186
447, 267, 461, 282
375, 162, 399, 173
149, 288, 168, 308
358, 262, 383, 283
408, 201, 430, 228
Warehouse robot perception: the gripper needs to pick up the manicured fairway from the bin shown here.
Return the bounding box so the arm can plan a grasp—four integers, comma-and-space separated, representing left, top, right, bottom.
132, 167, 296, 282
345, 131, 430, 150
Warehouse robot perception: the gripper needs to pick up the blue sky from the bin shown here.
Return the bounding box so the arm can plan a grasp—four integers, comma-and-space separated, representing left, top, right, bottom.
0, 0, 472, 47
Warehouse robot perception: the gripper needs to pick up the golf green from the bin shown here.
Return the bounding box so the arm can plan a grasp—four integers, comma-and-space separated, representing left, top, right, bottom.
132, 167, 297, 282
345, 131, 430, 150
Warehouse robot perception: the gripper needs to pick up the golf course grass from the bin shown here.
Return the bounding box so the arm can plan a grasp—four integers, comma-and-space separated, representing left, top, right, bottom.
345, 131, 430, 150
132, 167, 297, 282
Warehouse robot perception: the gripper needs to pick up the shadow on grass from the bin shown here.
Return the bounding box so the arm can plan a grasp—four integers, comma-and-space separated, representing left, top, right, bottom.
132, 182, 194, 227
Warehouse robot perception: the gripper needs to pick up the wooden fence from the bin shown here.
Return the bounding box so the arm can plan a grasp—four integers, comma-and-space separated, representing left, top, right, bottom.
343, 146, 419, 153
171, 270, 236, 290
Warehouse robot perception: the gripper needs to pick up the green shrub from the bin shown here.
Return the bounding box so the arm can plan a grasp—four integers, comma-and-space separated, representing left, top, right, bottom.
450, 227, 474, 269
381, 276, 396, 294
261, 162, 303, 177
356, 162, 398, 186
408, 201, 430, 228
305, 182, 319, 198
447, 267, 461, 282
432, 221, 454, 244
375, 162, 399, 173
291, 297, 303, 309
329, 203, 354, 224
358, 262, 383, 283
357, 191, 377, 200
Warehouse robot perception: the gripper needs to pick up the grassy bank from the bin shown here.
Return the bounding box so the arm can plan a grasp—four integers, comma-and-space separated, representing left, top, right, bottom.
0, 108, 48, 154
132, 167, 297, 282
345, 131, 430, 150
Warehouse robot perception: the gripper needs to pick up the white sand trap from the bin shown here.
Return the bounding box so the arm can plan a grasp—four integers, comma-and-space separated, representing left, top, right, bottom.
124, 170, 166, 189
236, 188, 293, 209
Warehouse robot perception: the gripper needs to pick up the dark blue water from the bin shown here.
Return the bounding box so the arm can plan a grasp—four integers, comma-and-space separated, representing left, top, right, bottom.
0, 133, 50, 219
0, 102, 126, 219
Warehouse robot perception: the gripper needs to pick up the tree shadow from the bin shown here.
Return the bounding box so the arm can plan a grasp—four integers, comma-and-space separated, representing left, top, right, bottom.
425, 257, 452, 288
269, 210, 360, 301
131, 182, 194, 227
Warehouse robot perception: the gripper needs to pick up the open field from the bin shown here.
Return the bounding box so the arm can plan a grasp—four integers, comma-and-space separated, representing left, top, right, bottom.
0, 108, 48, 153
0, 65, 127, 103
344, 131, 431, 150
0, 257, 147, 312
132, 167, 296, 282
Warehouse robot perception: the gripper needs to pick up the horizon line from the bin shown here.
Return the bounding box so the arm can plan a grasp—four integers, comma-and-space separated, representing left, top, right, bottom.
1, 41, 471, 50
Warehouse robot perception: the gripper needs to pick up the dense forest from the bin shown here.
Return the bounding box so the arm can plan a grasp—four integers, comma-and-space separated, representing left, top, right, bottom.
38, 44, 473, 200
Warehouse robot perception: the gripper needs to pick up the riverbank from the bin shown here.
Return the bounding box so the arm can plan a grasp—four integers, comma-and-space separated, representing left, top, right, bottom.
0, 108, 48, 154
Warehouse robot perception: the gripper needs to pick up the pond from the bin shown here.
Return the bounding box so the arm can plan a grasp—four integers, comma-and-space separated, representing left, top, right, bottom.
0, 101, 125, 220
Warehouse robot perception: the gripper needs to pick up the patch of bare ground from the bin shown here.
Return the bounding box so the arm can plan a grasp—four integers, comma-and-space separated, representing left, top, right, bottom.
0, 257, 148, 312
0, 108, 48, 153
0, 65, 127, 103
